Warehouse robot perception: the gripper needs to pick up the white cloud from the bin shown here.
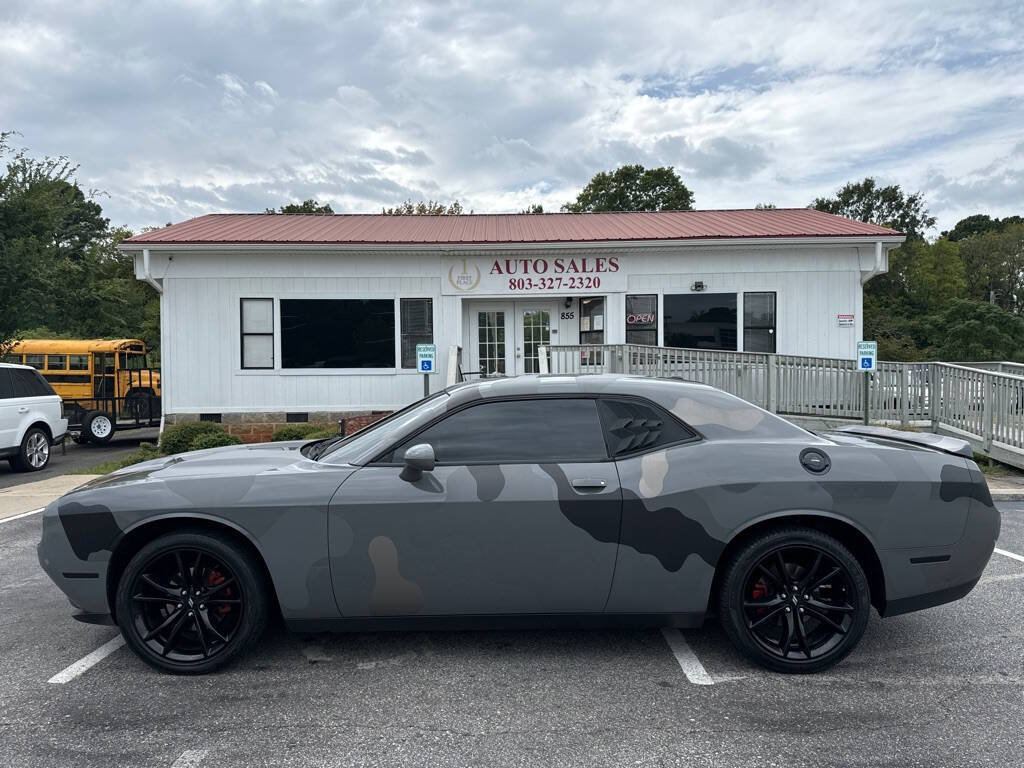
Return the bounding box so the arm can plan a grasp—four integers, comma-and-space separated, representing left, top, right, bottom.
1, 0, 1022, 231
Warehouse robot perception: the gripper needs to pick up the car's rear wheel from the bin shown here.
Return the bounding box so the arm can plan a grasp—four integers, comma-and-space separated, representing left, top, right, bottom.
718, 527, 870, 673
9, 427, 50, 472
115, 530, 269, 674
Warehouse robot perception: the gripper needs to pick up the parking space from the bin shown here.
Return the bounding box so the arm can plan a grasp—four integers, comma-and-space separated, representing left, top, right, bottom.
0, 428, 159, 490
1, 505, 1022, 767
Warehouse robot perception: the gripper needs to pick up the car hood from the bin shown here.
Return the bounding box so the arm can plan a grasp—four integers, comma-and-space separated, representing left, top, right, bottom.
74, 441, 313, 492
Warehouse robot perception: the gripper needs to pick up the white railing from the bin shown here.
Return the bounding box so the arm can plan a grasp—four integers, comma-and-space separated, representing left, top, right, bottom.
538, 344, 1024, 468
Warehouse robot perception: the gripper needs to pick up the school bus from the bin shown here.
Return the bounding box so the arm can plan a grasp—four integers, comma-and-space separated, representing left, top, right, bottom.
2, 339, 161, 443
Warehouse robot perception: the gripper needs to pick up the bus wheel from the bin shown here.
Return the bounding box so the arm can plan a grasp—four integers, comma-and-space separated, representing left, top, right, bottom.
83, 411, 115, 445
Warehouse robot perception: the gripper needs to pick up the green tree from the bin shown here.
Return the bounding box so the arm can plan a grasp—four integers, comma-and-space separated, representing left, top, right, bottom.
266, 199, 334, 214
382, 199, 465, 215
754, 202, 776, 209
943, 213, 1024, 241
812, 178, 935, 240
562, 165, 694, 213
922, 299, 1024, 361
0, 133, 159, 355
520, 203, 544, 214
957, 222, 1024, 311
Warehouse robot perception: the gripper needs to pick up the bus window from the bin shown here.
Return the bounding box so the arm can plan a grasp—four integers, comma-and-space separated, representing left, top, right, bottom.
1, 354, 21, 364
47, 354, 67, 370
24, 354, 44, 369
69, 354, 89, 371
119, 352, 148, 370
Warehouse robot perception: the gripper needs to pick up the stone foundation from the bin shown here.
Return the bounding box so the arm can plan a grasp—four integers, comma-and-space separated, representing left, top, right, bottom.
165, 411, 392, 444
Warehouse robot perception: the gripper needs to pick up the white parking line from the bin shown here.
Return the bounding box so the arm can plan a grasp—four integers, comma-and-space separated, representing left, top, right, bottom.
0, 507, 44, 525
47, 635, 125, 684
660, 627, 714, 685
171, 749, 208, 767
994, 547, 1024, 565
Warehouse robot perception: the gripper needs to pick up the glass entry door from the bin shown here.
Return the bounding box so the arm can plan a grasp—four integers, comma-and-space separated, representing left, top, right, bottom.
516, 304, 555, 374
467, 301, 559, 377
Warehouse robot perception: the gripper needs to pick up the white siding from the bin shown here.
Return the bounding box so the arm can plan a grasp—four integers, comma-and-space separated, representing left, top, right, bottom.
147, 242, 882, 415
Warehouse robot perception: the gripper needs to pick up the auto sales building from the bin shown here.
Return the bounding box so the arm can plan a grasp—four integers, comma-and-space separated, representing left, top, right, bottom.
122, 209, 902, 440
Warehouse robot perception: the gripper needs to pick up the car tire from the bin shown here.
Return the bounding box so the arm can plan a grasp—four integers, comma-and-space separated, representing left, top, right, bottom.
82, 411, 115, 444
9, 426, 50, 472
115, 530, 270, 674
718, 526, 871, 674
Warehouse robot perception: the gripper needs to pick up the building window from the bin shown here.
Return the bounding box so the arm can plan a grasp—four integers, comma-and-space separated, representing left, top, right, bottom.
241, 298, 274, 369
400, 298, 433, 369
280, 299, 395, 369
663, 293, 737, 351
744, 292, 777, 353
625, 294, 658, 346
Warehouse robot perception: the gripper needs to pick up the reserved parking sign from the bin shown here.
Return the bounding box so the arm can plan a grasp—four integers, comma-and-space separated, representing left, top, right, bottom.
857, 340, 877, 372
416, 343, 436, 373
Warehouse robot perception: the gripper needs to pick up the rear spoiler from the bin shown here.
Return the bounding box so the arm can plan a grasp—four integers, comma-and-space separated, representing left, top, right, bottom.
831, 425, 974, 459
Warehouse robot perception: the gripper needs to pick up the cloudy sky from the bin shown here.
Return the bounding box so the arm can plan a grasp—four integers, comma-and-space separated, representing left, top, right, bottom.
2, 0, 1022, 233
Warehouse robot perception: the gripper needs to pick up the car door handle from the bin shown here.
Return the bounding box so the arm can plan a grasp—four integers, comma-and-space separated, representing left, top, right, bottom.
571, 478, 607, 489
17, 407, 28, 413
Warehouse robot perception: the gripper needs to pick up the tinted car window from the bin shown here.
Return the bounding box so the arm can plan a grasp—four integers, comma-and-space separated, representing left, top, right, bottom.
598, 398, 696, 456
10, 368, 55, 397
0, 369, 13, 399
398, 398, 607, 464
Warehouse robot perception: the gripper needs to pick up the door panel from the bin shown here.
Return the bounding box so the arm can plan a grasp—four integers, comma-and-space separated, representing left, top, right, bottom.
329, 462, 622, 616
516, 305, 553, 374
472, 305, 514, 377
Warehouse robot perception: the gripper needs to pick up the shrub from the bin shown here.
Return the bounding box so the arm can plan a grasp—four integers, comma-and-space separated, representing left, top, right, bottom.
159, 421, 230, 455
75, 442, 165, 475
188, 431, 244, 452
271, 423, 337, 441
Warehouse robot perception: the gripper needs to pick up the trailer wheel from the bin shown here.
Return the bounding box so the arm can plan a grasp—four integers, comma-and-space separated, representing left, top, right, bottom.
83, 411, 115, 444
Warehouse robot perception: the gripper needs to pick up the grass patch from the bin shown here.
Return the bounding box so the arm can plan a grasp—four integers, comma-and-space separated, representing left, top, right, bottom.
71, 443, 164, 475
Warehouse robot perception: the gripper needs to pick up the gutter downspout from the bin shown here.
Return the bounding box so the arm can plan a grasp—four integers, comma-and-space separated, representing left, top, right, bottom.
860, 241, 885, 285
142, 248, 163, 295
141, 248, 166, 435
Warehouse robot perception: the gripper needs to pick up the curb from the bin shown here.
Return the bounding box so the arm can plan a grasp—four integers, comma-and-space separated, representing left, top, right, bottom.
990, 490, 1024, 502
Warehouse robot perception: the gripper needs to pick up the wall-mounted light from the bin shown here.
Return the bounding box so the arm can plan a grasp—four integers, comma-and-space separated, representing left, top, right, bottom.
564, 297, 574, 308
691, 281, 706, 292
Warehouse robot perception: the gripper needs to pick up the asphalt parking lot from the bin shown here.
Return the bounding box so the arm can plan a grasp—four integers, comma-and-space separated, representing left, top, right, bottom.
0, 429, 159, 490
0, 504, 1021, 768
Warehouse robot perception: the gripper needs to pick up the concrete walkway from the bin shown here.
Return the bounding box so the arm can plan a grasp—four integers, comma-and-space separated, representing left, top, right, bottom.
0, 475, 100, 520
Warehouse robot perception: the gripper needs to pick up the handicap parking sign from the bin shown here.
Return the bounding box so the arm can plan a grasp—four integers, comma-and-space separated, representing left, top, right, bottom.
856, 341, 877, 372
416, 343, 436, 373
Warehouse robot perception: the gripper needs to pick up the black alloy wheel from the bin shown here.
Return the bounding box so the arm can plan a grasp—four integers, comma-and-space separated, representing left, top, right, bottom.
719, 527, 870, 673
116, 531, 268, 674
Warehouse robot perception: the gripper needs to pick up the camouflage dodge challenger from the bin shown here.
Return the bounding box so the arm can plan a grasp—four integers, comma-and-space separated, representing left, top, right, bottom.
38, 375, 999, 674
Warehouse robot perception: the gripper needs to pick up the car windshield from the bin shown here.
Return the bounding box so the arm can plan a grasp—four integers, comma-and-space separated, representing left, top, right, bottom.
307, 391, 449, 465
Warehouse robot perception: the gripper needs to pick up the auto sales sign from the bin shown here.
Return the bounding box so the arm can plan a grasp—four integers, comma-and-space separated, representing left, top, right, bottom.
442, 255, 627, 295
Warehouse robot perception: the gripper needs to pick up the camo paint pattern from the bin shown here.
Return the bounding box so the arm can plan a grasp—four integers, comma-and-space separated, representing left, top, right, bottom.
38, 374, 999, 627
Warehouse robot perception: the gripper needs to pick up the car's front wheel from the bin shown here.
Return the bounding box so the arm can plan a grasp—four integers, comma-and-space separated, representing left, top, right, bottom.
115, 530, 269, 674
718, 527, 870, 673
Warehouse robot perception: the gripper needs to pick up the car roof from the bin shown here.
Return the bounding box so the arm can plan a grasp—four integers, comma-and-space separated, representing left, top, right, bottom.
0, 363, 33, 370
444, 373, 713, 403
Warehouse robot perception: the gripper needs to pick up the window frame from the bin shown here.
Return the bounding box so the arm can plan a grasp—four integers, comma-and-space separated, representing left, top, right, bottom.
625, 294, 659, 347
240, 297, 275, 370
399, 297, 435, 370
371, 394, 703, 466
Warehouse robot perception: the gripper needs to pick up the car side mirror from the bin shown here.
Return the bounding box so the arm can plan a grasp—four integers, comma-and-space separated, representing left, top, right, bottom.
400, 443, 435, 482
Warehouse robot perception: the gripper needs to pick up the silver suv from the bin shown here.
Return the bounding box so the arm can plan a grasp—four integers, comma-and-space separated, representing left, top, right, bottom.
0, 363, 68, 472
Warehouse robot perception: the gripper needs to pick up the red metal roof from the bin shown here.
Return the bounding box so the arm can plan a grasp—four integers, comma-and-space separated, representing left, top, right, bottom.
124, 208, 902, 246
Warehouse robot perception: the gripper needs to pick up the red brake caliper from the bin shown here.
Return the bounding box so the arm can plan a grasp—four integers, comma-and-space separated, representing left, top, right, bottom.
751, 579, 768, 614
206, 569, 233, 615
